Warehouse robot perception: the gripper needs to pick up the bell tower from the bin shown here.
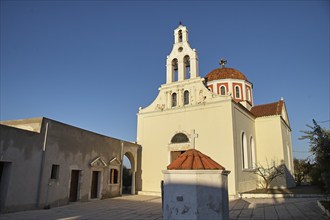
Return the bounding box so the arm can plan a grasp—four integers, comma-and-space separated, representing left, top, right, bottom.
166, 24, 199, 84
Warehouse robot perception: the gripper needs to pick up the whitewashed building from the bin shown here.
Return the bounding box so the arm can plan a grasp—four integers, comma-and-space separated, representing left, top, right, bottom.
137, 24, 295, 197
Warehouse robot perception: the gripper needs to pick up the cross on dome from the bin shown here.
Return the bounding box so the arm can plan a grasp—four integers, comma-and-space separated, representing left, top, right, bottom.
220, 58, 227, 68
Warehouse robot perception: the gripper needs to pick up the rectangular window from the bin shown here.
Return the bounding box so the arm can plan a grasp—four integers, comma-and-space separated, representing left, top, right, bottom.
110, 169, 118, 184
50, 164, 60, 179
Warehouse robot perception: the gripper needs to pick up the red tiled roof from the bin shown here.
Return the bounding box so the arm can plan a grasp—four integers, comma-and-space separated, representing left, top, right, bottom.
205, 67, 248, 82
250, 100, 284, 117
167, 149, 225, 170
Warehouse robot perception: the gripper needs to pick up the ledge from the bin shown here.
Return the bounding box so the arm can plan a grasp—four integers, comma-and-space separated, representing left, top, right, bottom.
239, 193, 325, 199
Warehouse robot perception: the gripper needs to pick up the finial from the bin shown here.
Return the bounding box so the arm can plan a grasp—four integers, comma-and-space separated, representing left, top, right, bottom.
179, 21, 183, 26
220, 58, 227, 68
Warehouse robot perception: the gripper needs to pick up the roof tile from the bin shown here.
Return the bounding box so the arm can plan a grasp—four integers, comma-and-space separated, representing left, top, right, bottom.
205, 67, 248, 82
250, 100, 284, 117
167, 149, 225, 170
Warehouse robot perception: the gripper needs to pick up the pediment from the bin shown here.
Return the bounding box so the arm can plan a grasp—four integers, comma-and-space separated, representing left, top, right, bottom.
110, 157, 121, 166
90, 156, 108, 168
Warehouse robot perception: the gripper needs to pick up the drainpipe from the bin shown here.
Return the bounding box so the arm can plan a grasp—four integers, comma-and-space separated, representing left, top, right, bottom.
36, 122, 49, 208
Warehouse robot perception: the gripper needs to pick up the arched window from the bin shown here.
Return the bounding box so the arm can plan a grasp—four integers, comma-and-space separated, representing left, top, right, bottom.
172, 59, 178, 82
286, 144, 291, 170
184, 55, 190, 79
247, 87, 251, 101
184, 90, 189, 105
171, 133, 189, 143
235, 86, 241, 99
242, 132, 248, 169
178, 30, 182, 42
250, 137, 256, 168
172, 93, 177, 107
220, 86, 226, 95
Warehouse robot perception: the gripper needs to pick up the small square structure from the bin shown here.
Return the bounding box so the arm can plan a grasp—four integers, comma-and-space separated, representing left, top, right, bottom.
162, 149, 230, 220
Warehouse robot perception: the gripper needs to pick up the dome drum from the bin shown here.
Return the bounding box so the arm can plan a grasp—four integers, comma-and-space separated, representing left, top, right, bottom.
205, 67, 254, 107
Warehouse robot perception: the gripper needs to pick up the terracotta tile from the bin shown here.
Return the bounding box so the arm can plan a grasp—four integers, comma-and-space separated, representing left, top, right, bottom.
167, 149, 225, 170
250, 100, 284, 117
205, 67, 248, 82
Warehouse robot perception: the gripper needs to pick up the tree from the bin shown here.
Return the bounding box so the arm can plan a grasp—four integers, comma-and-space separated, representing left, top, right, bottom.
293, 158, 310, 185
122, 166, 132, 190
300, 120, 330, 192
253, 161, 285, 189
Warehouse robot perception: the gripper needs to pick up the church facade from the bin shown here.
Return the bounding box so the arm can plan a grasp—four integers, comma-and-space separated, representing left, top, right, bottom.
137, 24, 295, 197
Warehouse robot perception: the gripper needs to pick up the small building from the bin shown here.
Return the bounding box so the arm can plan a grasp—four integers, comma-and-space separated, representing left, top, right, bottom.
0, 117, 141, 213
162, 149, 230, 220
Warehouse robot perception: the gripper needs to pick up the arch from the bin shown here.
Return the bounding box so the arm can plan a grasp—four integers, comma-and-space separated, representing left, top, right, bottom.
171, 133, 189, 143
235, 86, 241, 99
184, 55, 190, 79
172, 59, 178, 82
122, 152, 135, 195
171, 93, 177, 107
242, 132, 248, 169
220, 85, 226, 95
178, 30, 183, 42
184, 90, 189, 105
250, 137, 256, 168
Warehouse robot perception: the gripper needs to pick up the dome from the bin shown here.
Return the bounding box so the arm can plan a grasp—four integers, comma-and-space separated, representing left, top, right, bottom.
205, 67, 248, 82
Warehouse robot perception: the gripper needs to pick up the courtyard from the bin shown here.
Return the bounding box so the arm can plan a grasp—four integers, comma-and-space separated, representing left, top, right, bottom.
0, 194, 328, 220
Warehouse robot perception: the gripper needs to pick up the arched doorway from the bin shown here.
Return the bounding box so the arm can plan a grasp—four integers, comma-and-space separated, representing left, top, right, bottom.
122, 152, 134, 194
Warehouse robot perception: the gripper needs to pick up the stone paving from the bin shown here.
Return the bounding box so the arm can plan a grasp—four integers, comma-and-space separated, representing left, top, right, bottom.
229, 197, 328, 220
0, 195, 328, 220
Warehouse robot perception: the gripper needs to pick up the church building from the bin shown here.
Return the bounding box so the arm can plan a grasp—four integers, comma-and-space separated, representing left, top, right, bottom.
137, 24, 295, 197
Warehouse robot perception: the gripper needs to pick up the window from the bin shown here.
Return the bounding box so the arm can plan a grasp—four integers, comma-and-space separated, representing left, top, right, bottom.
171, 133, 189, 143
184, 55, 190, 79
172, 93, 177, 107
184, 90, 189, 105
220, 86, 226, 95
50, 164, 59, 179
110, 169, 118, 184
235, 86, 241, 99
172, 59, 178, 81
178, 30, 182, 42
250, 137, 256, 168
286, 144, 292, 170
247, 87, 251, 101
242, 133, 248, 169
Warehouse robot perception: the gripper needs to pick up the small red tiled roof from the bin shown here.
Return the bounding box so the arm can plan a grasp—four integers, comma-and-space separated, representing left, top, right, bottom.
205, 67, 248, 82
167, 149, 225, 170
250, 100, 284, 117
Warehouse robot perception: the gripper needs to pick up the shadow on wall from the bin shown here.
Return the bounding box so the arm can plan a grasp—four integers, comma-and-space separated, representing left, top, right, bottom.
254, 163, 296, 190
161, 182, 230, 220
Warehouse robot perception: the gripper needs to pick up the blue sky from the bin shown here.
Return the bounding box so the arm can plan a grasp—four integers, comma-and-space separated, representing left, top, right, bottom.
1, 0, 329, 161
